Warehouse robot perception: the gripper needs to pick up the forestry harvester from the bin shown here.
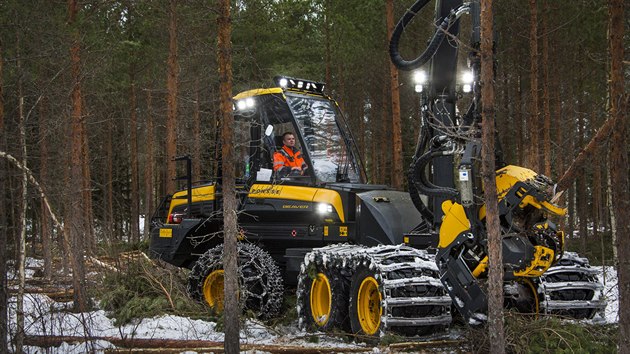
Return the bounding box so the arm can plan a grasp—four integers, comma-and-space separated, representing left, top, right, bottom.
149, 0, 605, 337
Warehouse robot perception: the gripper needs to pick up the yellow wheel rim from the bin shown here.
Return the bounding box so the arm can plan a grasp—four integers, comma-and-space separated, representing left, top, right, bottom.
310, 273, 332, 326
522, 278, 540, 318
202, 269, 225, 313
357, 276, 382, 335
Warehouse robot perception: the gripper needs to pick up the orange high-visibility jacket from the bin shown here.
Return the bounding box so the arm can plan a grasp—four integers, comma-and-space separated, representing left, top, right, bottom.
273, 146, 306, 172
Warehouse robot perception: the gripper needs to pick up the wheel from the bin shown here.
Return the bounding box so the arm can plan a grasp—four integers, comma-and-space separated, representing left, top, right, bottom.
504, 278, 539, 317
203, 269, 225, 312
349, 267, 384, 336
187, 243, 284, 319
297, 259, 350, 332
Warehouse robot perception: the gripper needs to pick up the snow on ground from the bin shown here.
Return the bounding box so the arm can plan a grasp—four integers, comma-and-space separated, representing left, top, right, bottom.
7, 293, 365, 353
6, 264, 620, 353
598, 266, 619, 324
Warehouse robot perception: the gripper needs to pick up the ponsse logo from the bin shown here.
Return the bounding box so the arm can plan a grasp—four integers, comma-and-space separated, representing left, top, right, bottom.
250, 185, 282, 196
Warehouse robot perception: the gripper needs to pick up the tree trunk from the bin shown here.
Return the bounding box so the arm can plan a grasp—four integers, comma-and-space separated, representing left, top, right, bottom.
106, 117, 115, 241
39, 97, 52, 280
324, 0, 332, 86
380, 85, 389, 185
592, 148, 602, 251
541, 0, 551, 177
193, 82, 202, 183
130, 77, 140, 243
515, 75, 523, 165
0, 41, 7, 354
499, 73, 512, 163
16, 33, 27, 354
81, 112, 94, 254
144, 90, 155, 240
386, 0, 403, 190
555, 89, 566, 229
566, 90, 576, 237
608, 0, 629, 352
68, 0, 88, 312
480, 1, 505, 353
217, 0, 239, 352
165, 0, 179, 195
607, 156, 617, 261
527, 0, 540, 171
370, 100, 377, 183
358, 98, 366, 158
576, 111, 587, 254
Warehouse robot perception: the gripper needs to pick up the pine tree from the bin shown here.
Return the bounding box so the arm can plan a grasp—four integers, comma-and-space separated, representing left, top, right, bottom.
608, 0, 629, 351
165, 0, 179, 195
480, 1, 505, 352
217, 0, 239, 352
386, 0, 403, 189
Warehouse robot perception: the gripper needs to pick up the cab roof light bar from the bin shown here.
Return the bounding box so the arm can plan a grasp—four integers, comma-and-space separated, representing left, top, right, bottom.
273, 76, 325, 94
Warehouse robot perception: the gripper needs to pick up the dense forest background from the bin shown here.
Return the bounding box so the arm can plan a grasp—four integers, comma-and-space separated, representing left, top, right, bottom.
0, 0, 626, 278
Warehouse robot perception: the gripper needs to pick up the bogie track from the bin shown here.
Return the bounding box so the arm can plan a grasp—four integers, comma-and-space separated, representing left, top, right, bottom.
297, 244, 452, 337
538, 252, 607, 320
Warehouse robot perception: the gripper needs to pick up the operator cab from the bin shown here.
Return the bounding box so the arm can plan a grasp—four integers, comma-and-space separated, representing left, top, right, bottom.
232, 76, 366, 186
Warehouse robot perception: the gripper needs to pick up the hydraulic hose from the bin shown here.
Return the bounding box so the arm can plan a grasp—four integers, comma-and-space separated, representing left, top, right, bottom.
407, 118, 435, 221
410, 148, 459, 199
389, 0, 469, 71
408, 171, 435, 222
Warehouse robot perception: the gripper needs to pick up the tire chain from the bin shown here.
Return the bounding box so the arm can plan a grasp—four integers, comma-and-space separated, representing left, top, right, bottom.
538, 252, 607, 321
297, 244, 452, 336
188, 242, 284, 319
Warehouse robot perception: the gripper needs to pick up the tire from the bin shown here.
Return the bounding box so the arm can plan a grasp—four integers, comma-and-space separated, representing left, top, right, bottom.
504, 278, 539, 316
187, 243, 284, 319
349, 267, 384, 337
297, 258, 350, 332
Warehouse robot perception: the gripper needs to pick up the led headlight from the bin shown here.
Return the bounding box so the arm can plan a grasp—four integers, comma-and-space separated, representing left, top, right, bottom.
316, 203, 333, 214
413, 70, 427, 93
235, 97, 256, 111
461, 70, 474, 93
413, 70, 427, 84
461, 70, 474, 84
273, 76, 325, 94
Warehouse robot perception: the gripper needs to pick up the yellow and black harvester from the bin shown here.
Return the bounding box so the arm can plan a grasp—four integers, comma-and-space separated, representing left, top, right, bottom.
150, 0, 605, 337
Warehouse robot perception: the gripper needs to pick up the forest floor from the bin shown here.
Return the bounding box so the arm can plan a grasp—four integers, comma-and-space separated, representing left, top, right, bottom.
5, 253, 619, 353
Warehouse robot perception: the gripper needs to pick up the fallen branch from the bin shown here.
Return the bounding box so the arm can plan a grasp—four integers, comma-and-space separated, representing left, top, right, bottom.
389, 339, 465, 351
24, 335, 372, 353
24, 335, 222, 349
1, 151, 120, 274
555, 115, 615, 192
86, 256, 119, 273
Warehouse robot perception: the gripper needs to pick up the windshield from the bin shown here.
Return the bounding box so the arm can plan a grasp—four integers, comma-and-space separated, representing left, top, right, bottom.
285, 93, 362, 183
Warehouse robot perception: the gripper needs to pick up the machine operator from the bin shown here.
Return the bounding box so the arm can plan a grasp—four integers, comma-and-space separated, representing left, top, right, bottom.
273, 132, 308, 177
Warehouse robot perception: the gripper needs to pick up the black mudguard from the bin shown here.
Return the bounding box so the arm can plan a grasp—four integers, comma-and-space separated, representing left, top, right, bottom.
149, 219, 210, 268
355, 190, 423, 246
